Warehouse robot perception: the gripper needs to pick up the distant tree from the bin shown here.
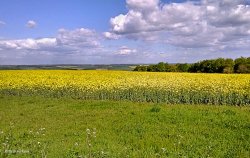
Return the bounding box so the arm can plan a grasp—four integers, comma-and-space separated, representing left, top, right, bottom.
156, 62, 166, 72
213, 58, 225, 73
134, 65, 148, 71
166, 65, 178, 72
133, 57, 249, 73
223, 67, 233, 73
188, 63, 200, 72
236, 64, 249, 73
134, 66, 139, 71
223, 58, 234, 73
176, 63, 190, 72
190, 58, 235, 73
147, 65, 157, 72
199, 60, 214, 73
234, 57, 250, 73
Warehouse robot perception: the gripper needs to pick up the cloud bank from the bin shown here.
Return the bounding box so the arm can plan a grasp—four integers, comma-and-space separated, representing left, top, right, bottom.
108, 0, 250, 50
0, 28, 106, 64
1, 0, 250, 64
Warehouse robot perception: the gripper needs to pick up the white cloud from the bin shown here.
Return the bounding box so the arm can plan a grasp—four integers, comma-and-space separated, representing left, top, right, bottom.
26, 20, 37, 28
1, 0, 250, 65
103, 32, 120, 40
0, 26, 168, 64
205, 1, 250, 27
110, 1, 203, 35
0, 27, 106, 64
109, 0, 250, 50
0, 38, 57, 50
57, 28, 100, 48
0, 28, 101, 51
115, 46, 137, 55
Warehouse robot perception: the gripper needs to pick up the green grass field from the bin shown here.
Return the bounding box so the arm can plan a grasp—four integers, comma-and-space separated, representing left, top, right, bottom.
1, 95, 250, 157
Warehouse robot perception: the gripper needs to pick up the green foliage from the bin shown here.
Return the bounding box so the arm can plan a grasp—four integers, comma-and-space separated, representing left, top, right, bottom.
176, 63, 190, 72
1, 86, 249, 106
189, 57, 249, 73
156, 62, 166, 72
234, 57, 250, 73
1, 96, 250, 157
133, 65, 147, 71
192, 58, 235, 73
134, 57, 250, 73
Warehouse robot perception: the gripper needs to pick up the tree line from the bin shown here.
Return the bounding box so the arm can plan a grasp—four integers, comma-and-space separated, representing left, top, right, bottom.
134, 57, 250, 73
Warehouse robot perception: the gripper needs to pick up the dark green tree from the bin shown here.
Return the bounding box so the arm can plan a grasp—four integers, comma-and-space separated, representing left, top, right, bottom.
156, 62, 166, 72
134, 65, 148, 71
234, 57, 250, 73
176, 63, 190, 72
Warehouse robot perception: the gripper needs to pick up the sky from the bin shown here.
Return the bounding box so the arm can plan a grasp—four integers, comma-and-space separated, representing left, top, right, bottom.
0, 0, 250, 65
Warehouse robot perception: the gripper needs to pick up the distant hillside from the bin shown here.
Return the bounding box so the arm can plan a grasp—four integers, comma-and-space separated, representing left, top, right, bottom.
0, 64, 138, 71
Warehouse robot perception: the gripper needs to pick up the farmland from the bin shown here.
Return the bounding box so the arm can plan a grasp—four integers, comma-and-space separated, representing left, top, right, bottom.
0, 70, 249, 105
0, 70, 250, 157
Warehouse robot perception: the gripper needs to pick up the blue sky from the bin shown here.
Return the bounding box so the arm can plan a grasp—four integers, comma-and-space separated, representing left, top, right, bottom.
0, 0, 127, 38
0, 0, 250, 64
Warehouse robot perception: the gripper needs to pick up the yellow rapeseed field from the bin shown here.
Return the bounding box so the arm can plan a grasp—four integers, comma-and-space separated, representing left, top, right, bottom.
0, 70, 249, 105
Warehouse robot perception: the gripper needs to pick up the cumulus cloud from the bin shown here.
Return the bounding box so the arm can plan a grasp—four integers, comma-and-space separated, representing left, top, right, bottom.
109, 0, 250, 50
2, 0, 250, 64
26, 20, 37, 28
0, 28, 100, 51
0, 27, 106, 64
115, 46, 137, 55
57, 28, 100, 48
0, 38, 57, 50
0, 26, 167, 64
127, 0, 159, 11
103, 32, 120, 40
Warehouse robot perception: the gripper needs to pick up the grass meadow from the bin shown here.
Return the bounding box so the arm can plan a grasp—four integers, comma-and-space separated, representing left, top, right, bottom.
0, 96, 250, 157
0, 70, 250, 157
